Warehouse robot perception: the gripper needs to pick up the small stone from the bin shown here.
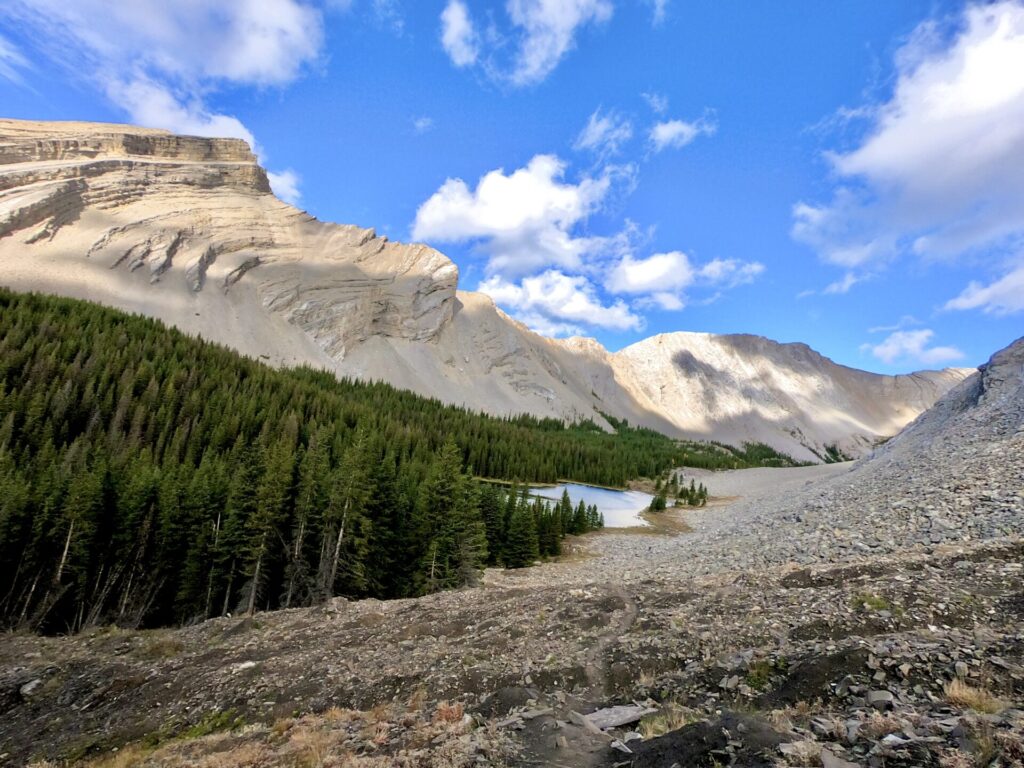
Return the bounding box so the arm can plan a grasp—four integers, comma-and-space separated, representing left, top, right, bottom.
610, 740, 633, 755
836, 675, 854, 697
569, 710, 603, 735
19, 679, 42, 697
821, 747, 861, 768
867, 690, 894, 710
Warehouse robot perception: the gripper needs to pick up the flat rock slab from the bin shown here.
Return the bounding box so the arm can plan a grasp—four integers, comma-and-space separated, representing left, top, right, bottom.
586, 704, 658, 730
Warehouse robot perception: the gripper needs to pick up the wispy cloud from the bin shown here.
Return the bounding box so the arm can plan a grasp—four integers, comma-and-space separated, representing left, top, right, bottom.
413, 116, 435, 134
649, 0, 669, 26
574, 108, 633, 158
641, 91, 668, 114
266, 169, 302, 206
794, 1, 1024, 314
438, 0, 613, 86
412, 154, 622, 278
649, 112, 717, 152
945, 261, 1024, 315
860, 329, 963, 367
822, 271, 866, 295
440, 0, 479, 67
0, 32, 29, 84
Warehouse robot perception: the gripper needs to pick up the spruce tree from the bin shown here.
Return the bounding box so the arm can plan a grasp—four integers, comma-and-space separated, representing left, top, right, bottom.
504, 502, 539, 568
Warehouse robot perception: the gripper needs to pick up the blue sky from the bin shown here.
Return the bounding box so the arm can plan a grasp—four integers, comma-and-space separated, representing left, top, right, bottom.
1, 1, 1022, 373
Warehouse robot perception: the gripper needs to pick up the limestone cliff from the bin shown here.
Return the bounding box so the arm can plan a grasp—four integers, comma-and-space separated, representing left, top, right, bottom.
0, 118, 972, 461
0, 118, 457, 367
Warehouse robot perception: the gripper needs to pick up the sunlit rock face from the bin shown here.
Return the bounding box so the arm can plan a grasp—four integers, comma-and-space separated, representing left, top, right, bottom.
603, 333, 972, 462
0, 118, 971, 462
0, 118, 458, 364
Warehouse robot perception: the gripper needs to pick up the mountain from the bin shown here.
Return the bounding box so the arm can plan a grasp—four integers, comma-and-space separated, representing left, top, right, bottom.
0, 118, 970, 461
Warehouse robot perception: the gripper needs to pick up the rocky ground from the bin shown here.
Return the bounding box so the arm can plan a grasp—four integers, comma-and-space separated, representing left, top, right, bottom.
1, 340, 1022, 767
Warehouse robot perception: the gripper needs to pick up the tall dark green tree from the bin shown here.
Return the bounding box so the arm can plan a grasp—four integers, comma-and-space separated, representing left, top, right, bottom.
417, 440, 487, 592
504, 500, 539, 568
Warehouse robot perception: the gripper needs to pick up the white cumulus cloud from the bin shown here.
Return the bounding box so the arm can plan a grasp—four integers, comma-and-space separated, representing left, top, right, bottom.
794, 1, 1024, 309
267, 169, 302, 206
412, 154, 620, 277
861, 329, 964, 367
2, 0, 324, 197
440, 0, 479, 67
649, 113, 717, 152
605, 251, 763, 310
414, 154, 761, 334
480, 270, 642, 336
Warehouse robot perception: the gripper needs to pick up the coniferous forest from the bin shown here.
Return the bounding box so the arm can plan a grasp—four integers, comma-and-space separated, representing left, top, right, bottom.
0, 290, 795, 633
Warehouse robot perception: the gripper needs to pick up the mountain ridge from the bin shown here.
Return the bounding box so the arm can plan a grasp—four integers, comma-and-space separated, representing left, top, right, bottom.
0, 117, 971, 461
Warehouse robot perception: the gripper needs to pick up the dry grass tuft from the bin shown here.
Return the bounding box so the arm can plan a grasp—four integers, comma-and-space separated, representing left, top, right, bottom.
859, 711, 904, 740
46, 697, 504, 768
937, 750, 974, 768
945, 678, 1007, 714
639, 702, 700, 739
76, 745, 152, 768
138, 635, 185, 660
406, 687, 428, 712
291, 726, 332, 768
323, 706, 357, 724
433, 701, 464, 724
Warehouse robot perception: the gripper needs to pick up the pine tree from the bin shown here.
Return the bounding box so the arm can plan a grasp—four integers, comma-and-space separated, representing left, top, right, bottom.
318, 430, 373, 599
284, 430, 328, 608
649, 489, 667, 513
243, 437, 295, 615
417, 440, 487, 592
478, 483, 503, 565
504, 501, 539, 568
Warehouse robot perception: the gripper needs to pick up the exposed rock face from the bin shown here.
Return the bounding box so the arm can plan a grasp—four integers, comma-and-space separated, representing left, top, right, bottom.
603, 333, 971, 461
0, 118, 971, 460
0, 118, 458, 366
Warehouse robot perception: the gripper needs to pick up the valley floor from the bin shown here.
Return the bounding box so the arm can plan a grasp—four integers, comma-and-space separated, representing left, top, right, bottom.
3, 458, 1023, 767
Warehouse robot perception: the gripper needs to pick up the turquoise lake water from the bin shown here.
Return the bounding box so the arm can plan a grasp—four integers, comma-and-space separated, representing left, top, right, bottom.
529, 483, 654, 528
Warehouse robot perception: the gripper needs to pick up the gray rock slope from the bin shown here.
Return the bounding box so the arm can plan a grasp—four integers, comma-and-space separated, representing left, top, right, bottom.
670, 336, 1024, 575
0, 118, 971, 461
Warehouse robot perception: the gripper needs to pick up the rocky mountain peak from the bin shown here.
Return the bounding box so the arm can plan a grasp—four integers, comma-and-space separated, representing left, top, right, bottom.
0, 118, 972, 461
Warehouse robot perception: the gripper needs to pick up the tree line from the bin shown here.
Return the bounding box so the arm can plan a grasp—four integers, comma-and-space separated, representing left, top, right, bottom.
0, 291, 654, 633
0, 291, 797, 633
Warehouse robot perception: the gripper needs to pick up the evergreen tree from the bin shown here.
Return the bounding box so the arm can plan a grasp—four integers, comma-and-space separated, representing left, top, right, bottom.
504, 501, 539, 568
649, 489, 667, 513
478, 483, 503, 565
417, 440, 487, 592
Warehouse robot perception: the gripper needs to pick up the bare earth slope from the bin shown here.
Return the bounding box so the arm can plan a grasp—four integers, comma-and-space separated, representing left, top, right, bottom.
1, 339, 1021, 767
0, 118, 970, 460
